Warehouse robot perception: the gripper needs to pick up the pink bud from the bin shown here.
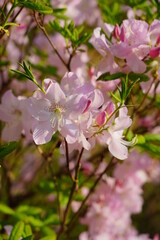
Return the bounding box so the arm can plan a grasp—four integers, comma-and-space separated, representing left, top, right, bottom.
116, 180, 123, 188
149, 47, 160, 58
83, 99, 91, 113
96, 111, 106, 126
120, 26, 125, 42
105, 102, 115, 116
113, 24, 120, 39
156, 34, 160, 45
88, 67, 94, 79
153, 235, 160, 240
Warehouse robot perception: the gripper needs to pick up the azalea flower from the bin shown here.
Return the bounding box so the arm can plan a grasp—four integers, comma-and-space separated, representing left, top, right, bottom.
0, 90, 32, 142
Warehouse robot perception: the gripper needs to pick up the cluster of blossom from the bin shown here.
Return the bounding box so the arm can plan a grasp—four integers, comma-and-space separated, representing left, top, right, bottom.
90, 19, 160, 76
0, 72, 134, 160
79, 150, 160, 240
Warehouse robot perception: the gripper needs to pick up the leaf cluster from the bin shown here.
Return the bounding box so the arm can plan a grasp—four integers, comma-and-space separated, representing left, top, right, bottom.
50, 20, 92, 48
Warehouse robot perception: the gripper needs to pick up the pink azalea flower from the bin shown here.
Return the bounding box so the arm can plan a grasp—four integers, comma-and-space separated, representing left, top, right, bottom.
0, 90, 32, 142
97, 106, 133, 160
28, 79, 85, 145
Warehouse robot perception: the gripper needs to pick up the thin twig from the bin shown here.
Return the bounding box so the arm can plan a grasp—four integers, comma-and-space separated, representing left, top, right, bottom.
66, 157, 116, 233
34, 12, 69, 71
136, 77, 156, 113
56, 148, 84, 240
64, 138, 73, 181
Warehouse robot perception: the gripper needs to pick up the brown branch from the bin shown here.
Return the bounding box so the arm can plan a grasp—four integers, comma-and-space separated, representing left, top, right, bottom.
56, 148, 84, 240
34, 12, 69, 72
66, 157, 116, 234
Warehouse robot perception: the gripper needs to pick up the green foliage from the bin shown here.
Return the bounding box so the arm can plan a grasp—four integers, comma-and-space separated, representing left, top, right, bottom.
0, 142, 18, 158
0, 203, 15, 215
11, 61, 45, 93
97, 72, 150, 82
30, 62, 58, 78
9, 221, 24, 240
97, 72, 126, 81
50, 20, 92, 48
137, 134, 160, 159
0, 60, 9, 68
17, 0, 53, 14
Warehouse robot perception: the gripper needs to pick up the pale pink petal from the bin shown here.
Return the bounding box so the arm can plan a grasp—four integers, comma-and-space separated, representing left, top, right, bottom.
90, 89, 104, 109
33, 121, 55, 145
89, 27, 109, 56
111, 42, 131, 58
127, 53, 146, 73
0, 106, 11, 122
1, 90, 19, 112
2, 122, 22, 142
61, 72, 80, 95
114, 117, 132, 131
45, 82, 65, 103
108, 138, 128, 160
28, 98, 51, 121
60, 119, 78, 144
103, 23, 114, 38
80, 133, 91, 150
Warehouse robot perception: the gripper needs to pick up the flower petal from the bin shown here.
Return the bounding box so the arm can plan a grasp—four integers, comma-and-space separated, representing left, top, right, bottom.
33, 121, 55, 145
45, 82, 65, 104
108, 138, 128, 160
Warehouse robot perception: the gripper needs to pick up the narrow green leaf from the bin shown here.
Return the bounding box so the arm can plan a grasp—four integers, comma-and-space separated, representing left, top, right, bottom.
17, 0, 53, 14
0, 142, 18, 158
97, 72, 126, 81
44, 214, 60, 225
144, 134, 160, 142
22, 236, 32, 240
128, 72, 150, 82
16, 205, 43, 216
126, 78, 140, 98
23, 224, 32, 237
9, 221, 24, 240
0, 203, 15, 215
11, 69, 32, 81
40, 236, 56, 240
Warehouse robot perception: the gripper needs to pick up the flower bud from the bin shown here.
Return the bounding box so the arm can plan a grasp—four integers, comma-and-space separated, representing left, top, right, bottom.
96, 111, 106, 126
105, 102, 115, 116
113, 24, 120, 39
156, 34, 160, 45
120, 26, 125, 42
149, 47, 160, 58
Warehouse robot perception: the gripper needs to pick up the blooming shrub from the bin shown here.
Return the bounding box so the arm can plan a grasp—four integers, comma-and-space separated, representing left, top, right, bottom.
0, 0, 160, 239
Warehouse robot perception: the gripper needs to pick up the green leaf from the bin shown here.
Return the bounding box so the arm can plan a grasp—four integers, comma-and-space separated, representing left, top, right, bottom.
137, 143, 160, 158
44, 214, 60, 225
97, 72, 126, 81
22, 236, 32, 240
26, 216, 44, 227
41, 226, 56, 237
17, 0, 53, 14
126, 77, 140, 98
0, 60, 9, 68
0, 142, 18, 158
11, 69, 32, 80
0, 203, 15, 215
128, 72, 150, 82
40, 236, 56, 240
16, 205, 43, 216
23, 224, 32, 238
144, 134, 160, 142
9, 221, 24, 240
30, 63, 57, 78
